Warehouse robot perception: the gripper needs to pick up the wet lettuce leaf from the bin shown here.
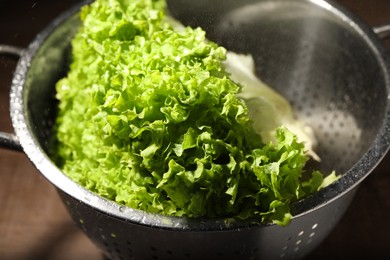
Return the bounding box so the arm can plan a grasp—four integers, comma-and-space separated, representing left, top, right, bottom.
53, 0, 337, 226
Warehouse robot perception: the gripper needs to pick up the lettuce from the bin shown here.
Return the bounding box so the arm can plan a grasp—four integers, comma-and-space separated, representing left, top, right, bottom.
52, 0, 337, 226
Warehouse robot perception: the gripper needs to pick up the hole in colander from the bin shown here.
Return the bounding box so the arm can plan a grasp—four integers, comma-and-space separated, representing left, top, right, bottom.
278, 222, 322, 259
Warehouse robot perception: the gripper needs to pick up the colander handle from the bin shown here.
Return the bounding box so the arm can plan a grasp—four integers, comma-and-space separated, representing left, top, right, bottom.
0, 44, 24, 152
373, 24, 390, 39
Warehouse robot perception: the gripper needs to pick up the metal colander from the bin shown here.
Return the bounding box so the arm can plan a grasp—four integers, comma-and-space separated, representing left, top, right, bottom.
1, 0, 390, 259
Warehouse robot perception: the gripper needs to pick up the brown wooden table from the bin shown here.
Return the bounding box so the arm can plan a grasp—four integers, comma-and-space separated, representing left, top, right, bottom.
0, 1, 389, 259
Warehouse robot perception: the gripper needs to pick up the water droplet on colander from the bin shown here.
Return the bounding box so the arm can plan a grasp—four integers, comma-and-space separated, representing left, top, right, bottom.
119, 206, 126, 212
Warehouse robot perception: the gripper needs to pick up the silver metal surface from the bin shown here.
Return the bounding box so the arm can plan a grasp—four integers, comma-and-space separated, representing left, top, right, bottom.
374, 24, 390, 39
0, 45, 24, 57
2, 0, 390, 259
0, 45, 23, 151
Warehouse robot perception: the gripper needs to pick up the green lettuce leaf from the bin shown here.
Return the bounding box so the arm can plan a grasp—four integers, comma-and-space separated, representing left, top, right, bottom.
52, 0, 337, 226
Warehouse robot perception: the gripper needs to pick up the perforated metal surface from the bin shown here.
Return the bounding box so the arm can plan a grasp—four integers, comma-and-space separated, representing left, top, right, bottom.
60, 189, 356, 260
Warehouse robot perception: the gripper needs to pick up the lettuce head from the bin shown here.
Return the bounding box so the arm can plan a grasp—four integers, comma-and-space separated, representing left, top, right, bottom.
52, 0, 337, 226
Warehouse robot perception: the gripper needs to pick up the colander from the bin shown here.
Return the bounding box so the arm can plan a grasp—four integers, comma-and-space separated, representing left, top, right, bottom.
1, 0, 390, 259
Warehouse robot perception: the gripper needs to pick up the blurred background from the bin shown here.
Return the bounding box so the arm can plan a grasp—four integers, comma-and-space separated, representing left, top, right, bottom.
0, 0, 389, 259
